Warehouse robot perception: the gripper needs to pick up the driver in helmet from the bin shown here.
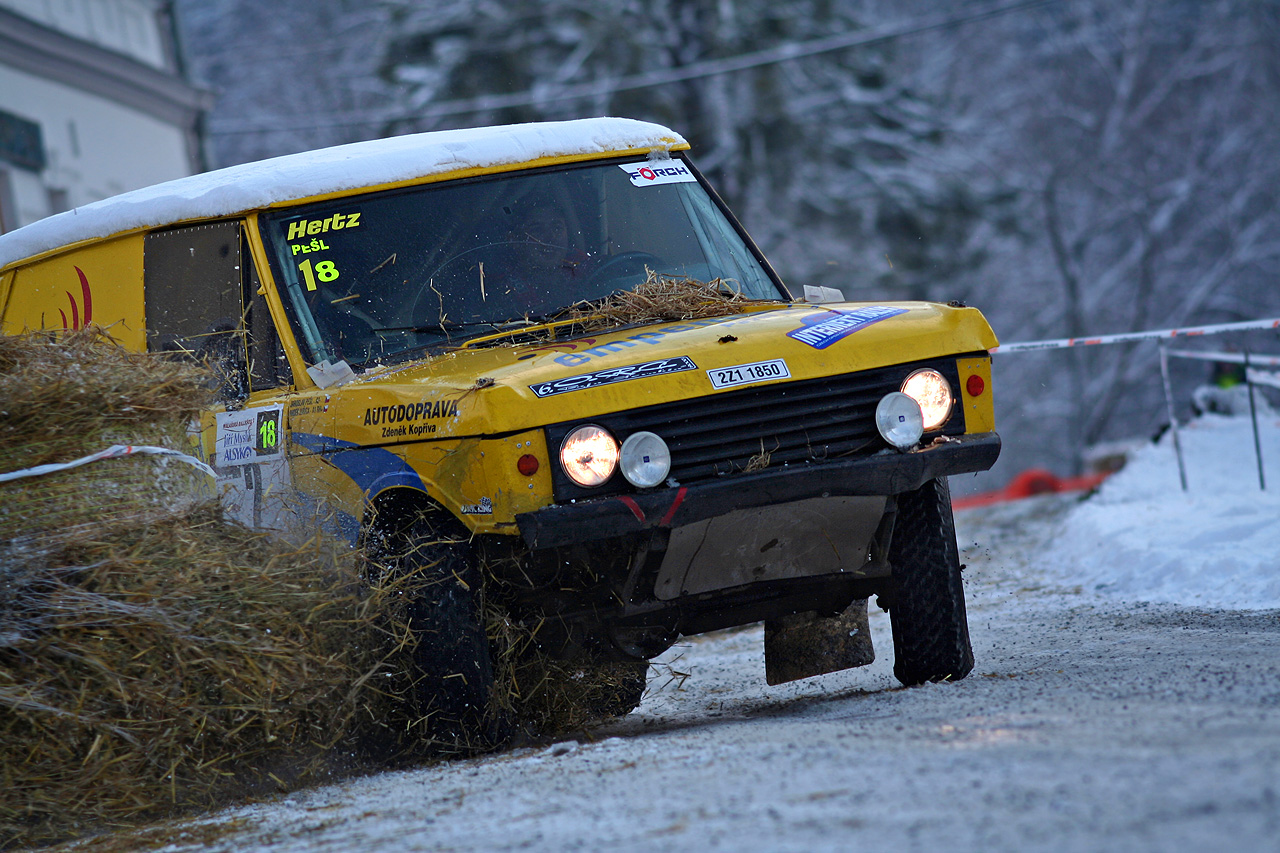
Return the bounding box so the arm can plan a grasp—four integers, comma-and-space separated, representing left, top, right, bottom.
491, 192, 594, 314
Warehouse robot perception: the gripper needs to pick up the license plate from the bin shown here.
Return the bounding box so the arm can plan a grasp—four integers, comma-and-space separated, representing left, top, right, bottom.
707, 358, 791, 390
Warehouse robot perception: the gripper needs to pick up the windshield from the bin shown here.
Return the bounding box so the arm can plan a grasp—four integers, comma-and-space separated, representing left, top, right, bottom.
259, 156, 786, 366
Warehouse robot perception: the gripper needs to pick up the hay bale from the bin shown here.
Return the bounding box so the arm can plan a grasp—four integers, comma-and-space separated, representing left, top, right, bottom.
0, 329, 214, 552
0, 509, 361, 845
0, 503, 448, 848
0, 330, 428, 848
0, 329, 211, 461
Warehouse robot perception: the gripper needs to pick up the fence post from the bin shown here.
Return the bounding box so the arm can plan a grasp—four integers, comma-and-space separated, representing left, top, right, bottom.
1246, 349, 1266, 490
1159, 343, 1188, 491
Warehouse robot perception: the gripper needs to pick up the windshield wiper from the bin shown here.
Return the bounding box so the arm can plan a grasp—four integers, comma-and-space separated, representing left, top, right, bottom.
374, 319, 534, 337
518, 301, 598, 325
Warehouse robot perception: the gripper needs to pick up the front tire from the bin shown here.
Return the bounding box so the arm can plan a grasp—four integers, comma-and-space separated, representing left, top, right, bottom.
886, 477, 974, 686
366, 504, 505, 753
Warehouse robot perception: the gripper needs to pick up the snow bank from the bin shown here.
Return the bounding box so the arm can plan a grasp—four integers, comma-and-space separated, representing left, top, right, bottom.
0, 117, 685, 269
1049, 407, 1280, 609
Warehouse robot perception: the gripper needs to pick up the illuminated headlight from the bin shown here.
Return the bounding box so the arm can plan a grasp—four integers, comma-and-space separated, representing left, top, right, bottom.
559, 424, 619, 487
620, 431, 671, 488
876, 392, 924, 450
902, 369, 954, 431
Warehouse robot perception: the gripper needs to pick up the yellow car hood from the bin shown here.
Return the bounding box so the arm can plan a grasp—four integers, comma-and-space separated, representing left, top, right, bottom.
339, 301, 998, 438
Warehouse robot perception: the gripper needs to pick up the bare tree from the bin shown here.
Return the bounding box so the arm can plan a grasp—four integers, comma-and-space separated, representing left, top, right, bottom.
179, 0, 400, 165
936, 0, 1280, 474
376, 0, 983, 299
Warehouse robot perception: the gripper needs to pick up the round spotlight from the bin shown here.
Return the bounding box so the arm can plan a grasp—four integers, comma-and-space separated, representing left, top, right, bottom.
876, 392, 924, 450
559, 425, 619, 487
620, 431, 671, 488
902, 369, 954, 431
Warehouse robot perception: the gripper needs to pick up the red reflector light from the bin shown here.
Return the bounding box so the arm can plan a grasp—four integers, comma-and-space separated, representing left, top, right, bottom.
517, 454, 540, 476
966, 374, 986, 397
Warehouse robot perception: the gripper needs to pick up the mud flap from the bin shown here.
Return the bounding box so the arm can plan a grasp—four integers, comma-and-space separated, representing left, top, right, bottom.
764, 598, 874, 685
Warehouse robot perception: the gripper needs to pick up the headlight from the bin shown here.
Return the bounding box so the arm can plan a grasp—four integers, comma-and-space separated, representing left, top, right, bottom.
902, 369, 953, 431
620, 431, 671, 488
559, 424, 619, 487
876, 392, 924, 450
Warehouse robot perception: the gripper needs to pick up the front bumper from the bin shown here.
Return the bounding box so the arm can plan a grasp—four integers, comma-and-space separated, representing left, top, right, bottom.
516, 431, 1000, 549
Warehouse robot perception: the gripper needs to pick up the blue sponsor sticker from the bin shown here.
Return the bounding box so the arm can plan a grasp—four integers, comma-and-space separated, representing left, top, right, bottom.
786, 306, 907, 349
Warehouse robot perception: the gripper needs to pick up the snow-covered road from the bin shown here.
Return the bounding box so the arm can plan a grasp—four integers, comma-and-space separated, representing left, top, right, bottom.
59, 415, 1280, 853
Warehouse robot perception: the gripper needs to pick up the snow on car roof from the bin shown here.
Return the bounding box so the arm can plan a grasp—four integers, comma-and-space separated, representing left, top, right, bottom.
0, 117, 686, 269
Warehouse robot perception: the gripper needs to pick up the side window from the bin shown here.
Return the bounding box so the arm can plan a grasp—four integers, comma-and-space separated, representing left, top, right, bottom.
242, 232, 294, 391
144, 221, 291, 404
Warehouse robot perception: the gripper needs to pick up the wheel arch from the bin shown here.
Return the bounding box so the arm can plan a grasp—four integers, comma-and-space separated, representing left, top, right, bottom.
360, 484, 469, 549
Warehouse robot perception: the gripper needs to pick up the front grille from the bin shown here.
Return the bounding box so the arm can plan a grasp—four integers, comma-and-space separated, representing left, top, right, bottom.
546, 354, 972, 502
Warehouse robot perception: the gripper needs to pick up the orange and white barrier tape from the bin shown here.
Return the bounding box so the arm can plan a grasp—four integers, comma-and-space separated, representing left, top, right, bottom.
1164, 348, 1280, 368
992, 317, 1280, 354
0, 444, 216, 485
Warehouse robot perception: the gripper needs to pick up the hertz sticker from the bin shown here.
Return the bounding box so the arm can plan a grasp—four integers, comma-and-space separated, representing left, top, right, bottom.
287, 212, 361, 240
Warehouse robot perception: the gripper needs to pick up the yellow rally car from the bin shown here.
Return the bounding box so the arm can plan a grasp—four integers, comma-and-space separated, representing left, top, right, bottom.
0, 117, 999, 740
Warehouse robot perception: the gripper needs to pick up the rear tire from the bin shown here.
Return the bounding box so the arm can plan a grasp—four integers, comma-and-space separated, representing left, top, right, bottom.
886, 477, 974, 686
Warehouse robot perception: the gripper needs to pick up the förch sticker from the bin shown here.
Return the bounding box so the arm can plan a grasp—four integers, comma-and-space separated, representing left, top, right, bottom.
619, 160, 697, 186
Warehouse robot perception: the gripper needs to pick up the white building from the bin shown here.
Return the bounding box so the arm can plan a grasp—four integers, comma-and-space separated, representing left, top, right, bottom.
0, 0, 208, 233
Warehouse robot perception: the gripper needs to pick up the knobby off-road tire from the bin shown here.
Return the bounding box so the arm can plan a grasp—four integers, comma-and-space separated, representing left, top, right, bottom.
886, 476, 974, 686
368, 506, 507, 753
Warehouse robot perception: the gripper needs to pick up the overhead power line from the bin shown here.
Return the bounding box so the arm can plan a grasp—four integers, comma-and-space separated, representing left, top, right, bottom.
207, 0, 1060, 137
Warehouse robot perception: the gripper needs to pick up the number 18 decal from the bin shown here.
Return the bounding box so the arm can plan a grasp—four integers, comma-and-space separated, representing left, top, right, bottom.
251, 405, 285, 461
256, 408, 281, 455
707, 359, 791, 390
297, 258, 340, 291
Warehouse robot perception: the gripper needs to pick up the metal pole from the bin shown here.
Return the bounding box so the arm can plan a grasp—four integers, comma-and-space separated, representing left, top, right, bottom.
1159, 343, 1188, 491
1246, 349, 1266, 490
